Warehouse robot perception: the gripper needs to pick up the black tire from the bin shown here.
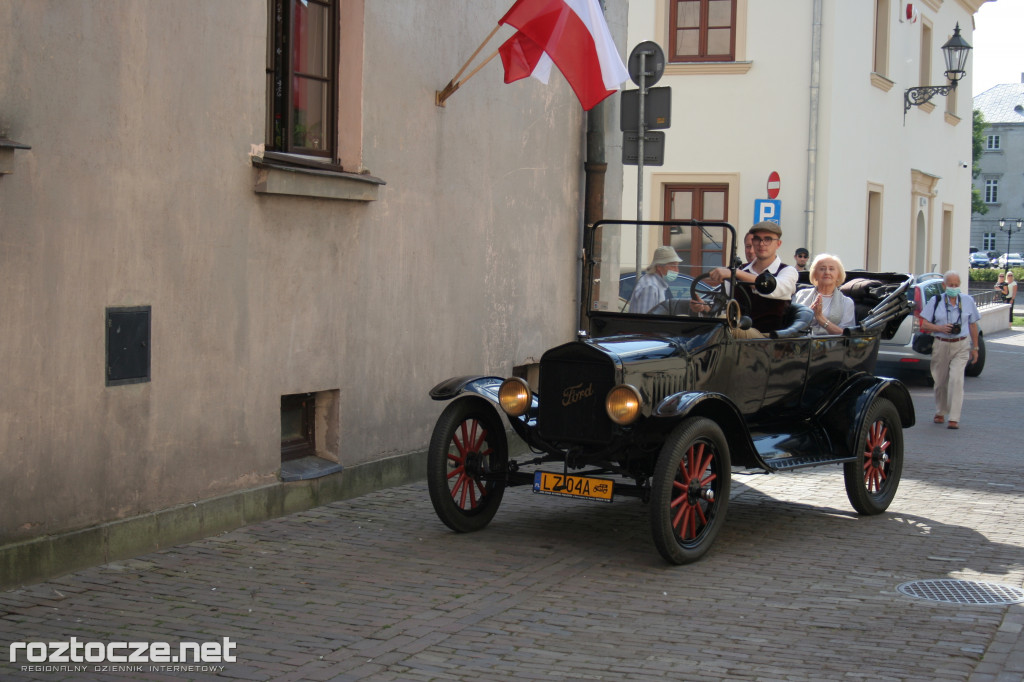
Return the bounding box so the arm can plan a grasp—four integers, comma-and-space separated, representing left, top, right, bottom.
427, 397, 508, 533
649, 417, 731, 565
964, 330, 985, 377
843, 398, 903, 515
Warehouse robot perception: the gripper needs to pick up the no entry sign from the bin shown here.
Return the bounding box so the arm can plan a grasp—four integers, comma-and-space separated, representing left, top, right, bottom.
767, 171, 781, 199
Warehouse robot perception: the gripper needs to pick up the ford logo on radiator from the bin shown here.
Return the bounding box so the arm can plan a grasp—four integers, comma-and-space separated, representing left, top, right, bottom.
561, 382, 594, 406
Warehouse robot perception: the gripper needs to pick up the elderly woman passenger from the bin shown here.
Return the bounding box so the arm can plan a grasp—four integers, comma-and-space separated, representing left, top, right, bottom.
793, 254, 856, 335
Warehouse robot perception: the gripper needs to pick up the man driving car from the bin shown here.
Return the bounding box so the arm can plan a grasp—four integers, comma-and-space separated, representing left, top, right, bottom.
706, 221, 799, 333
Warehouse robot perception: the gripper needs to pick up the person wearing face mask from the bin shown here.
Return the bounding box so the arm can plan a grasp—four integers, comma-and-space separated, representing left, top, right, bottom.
793, 254, 856, 335
918, 271, 980, 430
629, 245, 682, 314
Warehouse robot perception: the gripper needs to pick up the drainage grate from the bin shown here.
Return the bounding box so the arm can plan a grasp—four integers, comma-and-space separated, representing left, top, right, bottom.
897, 579, 1024, 605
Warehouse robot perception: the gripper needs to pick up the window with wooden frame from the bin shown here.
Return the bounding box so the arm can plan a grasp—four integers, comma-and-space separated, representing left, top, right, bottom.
668, 0, 737, 63
663, 184, 729, 277
267, 0, 337, 160
872, 0, 890, 78
919, 22, 932, 94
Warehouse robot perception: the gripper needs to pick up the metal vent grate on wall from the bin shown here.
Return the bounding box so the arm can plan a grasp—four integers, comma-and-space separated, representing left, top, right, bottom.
897, 579, 1024, 605
106, 306, 151, 386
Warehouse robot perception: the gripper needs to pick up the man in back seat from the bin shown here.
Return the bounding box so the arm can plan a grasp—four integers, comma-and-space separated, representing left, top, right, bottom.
706, 222, 799, 334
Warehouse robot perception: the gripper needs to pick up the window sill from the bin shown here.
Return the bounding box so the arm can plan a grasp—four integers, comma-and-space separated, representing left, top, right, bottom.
665, 61, 753, 76
944, 111, 962, 126
870, 72, 895, 92
252, 155, 385, 202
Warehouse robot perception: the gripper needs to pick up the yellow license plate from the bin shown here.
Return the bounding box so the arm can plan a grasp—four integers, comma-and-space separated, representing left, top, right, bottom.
533, 471, 614, 503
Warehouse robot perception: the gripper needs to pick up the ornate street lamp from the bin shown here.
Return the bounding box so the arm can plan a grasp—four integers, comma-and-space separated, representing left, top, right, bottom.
904, 23, 973, 117
998, 218, 1024, 263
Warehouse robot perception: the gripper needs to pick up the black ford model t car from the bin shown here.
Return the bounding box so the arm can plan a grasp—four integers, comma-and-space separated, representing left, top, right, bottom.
427, 220, 915, 564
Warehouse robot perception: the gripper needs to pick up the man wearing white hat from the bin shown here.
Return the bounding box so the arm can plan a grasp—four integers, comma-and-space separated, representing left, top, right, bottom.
629, 245, 682, 314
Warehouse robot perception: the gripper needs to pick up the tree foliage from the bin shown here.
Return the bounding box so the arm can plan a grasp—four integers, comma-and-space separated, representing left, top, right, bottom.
971, 109, 987, 216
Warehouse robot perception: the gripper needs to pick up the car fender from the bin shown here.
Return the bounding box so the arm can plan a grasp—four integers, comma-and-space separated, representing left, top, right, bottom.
652, 391, 761, 468
429, 374, 541, 421
819, 374, 915, 459
429, 375, 506, 402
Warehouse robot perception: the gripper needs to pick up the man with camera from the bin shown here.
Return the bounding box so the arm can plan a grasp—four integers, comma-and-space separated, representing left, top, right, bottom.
918, 271, 980, 430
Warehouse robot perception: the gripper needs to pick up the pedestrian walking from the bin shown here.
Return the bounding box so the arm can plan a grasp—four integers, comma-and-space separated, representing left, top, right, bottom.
918, 271, 980, 429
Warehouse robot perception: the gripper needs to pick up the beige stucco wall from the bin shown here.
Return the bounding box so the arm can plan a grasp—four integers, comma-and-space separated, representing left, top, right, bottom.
0, 0, 625, 543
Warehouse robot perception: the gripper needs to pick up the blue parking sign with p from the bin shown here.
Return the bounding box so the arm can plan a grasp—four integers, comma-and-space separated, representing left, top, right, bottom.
754, 199, 781, 224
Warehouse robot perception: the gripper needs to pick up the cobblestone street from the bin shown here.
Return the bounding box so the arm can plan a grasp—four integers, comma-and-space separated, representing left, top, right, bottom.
2, 331, 1023, 682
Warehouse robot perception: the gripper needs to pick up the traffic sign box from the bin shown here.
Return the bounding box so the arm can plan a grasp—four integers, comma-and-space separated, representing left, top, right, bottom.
754, 199, 781, 224
623, 131, 665, 166
620, 87, 672, 131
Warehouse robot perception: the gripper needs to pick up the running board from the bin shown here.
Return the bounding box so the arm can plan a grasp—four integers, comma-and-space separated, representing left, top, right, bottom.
750, 428, 856, 472
760, 453, 856, 471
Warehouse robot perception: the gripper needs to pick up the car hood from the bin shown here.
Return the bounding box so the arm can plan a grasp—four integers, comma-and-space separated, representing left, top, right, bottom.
586, 327, 726, 364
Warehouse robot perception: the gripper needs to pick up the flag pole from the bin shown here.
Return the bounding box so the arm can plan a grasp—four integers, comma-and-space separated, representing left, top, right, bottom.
436, 24, 502, 107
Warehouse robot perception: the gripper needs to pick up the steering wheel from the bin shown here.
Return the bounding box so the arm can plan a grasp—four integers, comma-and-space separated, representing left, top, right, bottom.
690, 271, 731, 317
690, 271, 754, 319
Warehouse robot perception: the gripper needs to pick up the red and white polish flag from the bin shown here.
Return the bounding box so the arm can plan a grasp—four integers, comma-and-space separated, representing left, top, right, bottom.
497, 0, 629, 110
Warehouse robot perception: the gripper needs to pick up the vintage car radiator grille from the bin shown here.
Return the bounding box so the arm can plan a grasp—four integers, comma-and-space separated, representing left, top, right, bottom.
538, 356, 616, 445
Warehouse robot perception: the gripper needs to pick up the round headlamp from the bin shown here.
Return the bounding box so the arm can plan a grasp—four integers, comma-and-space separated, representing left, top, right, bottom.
498, 377, 532, 417
606, 384, 643, 425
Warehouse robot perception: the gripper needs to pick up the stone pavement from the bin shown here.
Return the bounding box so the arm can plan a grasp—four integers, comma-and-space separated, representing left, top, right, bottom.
2, 333, 1023, 682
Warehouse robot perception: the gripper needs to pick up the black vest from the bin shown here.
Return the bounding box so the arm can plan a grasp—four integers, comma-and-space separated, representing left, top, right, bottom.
740, 262, 791, 332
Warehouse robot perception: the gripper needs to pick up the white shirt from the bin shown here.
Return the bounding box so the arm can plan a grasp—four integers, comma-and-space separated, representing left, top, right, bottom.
921, 293, 980, 340
742, 256, 799, 300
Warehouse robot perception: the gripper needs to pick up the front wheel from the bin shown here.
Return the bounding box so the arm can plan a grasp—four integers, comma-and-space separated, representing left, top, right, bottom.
650, 417, 731, 564
427, 397, 508, 533
844, 397, 903, 515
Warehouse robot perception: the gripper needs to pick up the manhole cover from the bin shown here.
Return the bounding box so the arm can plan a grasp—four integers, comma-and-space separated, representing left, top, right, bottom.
897, 579, 1024, 605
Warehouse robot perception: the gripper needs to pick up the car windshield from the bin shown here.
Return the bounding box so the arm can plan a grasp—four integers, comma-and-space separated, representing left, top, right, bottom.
588, 220, 738, 318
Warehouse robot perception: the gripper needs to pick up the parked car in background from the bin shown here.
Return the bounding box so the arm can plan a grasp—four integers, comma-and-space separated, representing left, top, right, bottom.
616, 270, 714, 312
998, 253, 1024, 269
969, 253, 990, 269
876, 273, 986, 380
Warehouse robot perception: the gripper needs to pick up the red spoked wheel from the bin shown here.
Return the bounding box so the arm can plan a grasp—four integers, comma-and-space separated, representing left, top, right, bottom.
844, 398, 903, 515
427, 397, 507, 532
650, 417, 731, 565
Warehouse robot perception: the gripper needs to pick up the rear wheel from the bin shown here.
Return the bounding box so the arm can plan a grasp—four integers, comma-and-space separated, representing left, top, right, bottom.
427, 398, 507, 532
650, 417, 731, 564
844, 398, 903, 515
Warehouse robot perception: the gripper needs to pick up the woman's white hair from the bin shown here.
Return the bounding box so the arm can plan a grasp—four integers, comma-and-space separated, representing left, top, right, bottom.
808, 253, 846, 287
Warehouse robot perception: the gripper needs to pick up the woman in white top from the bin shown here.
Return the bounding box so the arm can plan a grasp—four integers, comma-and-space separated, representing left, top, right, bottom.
793, 254, 857, 335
